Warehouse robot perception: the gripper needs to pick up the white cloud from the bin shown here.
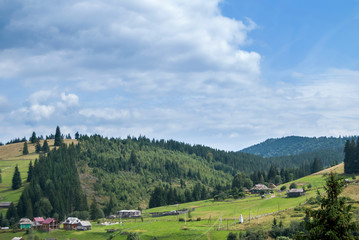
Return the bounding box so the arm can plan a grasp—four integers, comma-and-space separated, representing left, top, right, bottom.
0, 0, 260, 93
60, 92, 79, 107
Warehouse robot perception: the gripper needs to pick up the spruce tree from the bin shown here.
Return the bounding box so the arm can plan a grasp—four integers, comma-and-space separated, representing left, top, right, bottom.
11, 165, 22, 190
54, 126, 62, 146
42, 140, 50, 152
297, 172, 358, 239
6, 202, 18, 223
27, 161, 33, 182
35, 141, 42, 153
30, 131, 37, 143
22, 141, 29, 155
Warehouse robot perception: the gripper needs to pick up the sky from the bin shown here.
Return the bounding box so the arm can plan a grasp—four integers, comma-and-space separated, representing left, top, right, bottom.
0, 0, 359, 151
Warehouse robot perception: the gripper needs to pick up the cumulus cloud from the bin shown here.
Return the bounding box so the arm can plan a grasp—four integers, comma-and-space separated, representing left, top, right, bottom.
0, 0, 260, 93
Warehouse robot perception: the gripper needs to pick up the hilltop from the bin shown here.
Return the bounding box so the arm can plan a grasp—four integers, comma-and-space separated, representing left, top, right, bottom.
240, 136, 355, 162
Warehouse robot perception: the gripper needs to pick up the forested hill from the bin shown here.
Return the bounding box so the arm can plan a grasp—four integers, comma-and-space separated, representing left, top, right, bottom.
240, 136, 356, 158
77, 135, 271, 210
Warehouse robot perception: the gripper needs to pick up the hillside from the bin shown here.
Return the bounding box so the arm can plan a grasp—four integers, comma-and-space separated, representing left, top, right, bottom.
240, 136, 355, 158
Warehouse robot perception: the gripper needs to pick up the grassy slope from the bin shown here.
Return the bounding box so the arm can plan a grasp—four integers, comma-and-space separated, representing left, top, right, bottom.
1, 155, 357, 239
0, 140, 77, 214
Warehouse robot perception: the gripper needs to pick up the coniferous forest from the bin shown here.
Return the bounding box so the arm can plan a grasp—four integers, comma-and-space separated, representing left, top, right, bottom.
3, 129, 349, 224
344, 138, 359, 174
12, 143, 88, 224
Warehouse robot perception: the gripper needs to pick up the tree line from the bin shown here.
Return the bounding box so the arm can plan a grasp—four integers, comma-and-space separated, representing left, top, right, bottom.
344, 138, 359, 174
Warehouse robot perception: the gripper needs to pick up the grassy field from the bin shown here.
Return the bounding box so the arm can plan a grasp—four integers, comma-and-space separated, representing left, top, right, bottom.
1, 145, 357, 240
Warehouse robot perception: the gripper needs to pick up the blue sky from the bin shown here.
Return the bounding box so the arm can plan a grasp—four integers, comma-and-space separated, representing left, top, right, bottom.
0, 0, 359, 151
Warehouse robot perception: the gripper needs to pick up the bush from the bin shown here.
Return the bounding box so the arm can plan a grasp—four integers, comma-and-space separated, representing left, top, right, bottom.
196, 217, 201, 221
127, 232, 140, 240
178, 217, 185, 222
280, 186, 287, 191
227, 232, 237, 240
246, 227, 267, 240
289, 183, 297, 189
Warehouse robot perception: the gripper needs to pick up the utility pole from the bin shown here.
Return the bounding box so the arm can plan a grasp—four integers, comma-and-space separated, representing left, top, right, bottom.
257, 208, 259, 224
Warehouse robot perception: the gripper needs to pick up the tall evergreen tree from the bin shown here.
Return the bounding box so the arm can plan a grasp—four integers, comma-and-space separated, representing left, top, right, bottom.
11, 165, 21, 190
30, 131, 37, 144
27, 161, 33, 182
42, 140, 50, 152
22, 141, 29, 155
54, 126, 62, 146
297, 172, 358, 239
6, 202, 18, 224
35, 141, 42, 153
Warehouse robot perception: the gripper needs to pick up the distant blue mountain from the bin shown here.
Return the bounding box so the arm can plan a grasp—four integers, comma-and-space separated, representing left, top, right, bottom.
240, 136, 357, 158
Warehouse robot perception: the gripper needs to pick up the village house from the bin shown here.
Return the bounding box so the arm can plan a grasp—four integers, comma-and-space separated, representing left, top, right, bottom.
77, 220, 92, 230
32, 217, 44, 230
250, 184, 270, 194
118, 210, 142, 218
242, 187, 250, 194
0, 202, 12, 209
41, 218, 60, 231
19, 218, 33, 229
63, 217, 80, 230
287, 188, 305, 198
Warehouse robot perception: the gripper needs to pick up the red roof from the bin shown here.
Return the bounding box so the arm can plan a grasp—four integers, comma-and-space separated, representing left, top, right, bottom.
43, 218, 55, 224
33, 217, 45, 222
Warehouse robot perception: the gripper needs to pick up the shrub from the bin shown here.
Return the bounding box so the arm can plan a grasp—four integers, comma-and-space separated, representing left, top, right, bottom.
178, 217, 185, 222
289, 183, 297, 189
227, 232, 237, 240
196, 217, 201, 221
280, 186, 287, 191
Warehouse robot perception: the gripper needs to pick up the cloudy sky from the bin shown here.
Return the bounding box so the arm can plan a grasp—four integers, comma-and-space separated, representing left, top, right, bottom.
1, 0, 359, 151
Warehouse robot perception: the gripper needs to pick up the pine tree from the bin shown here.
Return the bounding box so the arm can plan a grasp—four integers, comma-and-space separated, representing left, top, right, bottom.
30, 131, 37, 144
297, 172, 358, 239
11, 165, 22, 190
6, 202, 18, 223
22, 141, 29, 155
54, 126, 62, 146
42, 140, 50, 152
35, 141, 42, 153
27, 161, 33, 182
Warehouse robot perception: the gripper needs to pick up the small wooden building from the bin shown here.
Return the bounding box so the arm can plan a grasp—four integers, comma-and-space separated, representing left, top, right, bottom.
77, 221, 92, 231
41, 218, 60, 231
19, 218, 33, 229
0, 202, 12, 209
287, 188, 305, 197
250, 184, 270, 194
63, 217, 80, 230
32, 217, 44, 230
118, 210, 141, 218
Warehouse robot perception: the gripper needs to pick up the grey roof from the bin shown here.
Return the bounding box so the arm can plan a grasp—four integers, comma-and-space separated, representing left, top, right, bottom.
288, 188, 304, 193
0, 202, 12, 207
19, 218, 33, 224
250, 184, 269, 191
78, 221, 91, 227
63, 217, 80, 224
